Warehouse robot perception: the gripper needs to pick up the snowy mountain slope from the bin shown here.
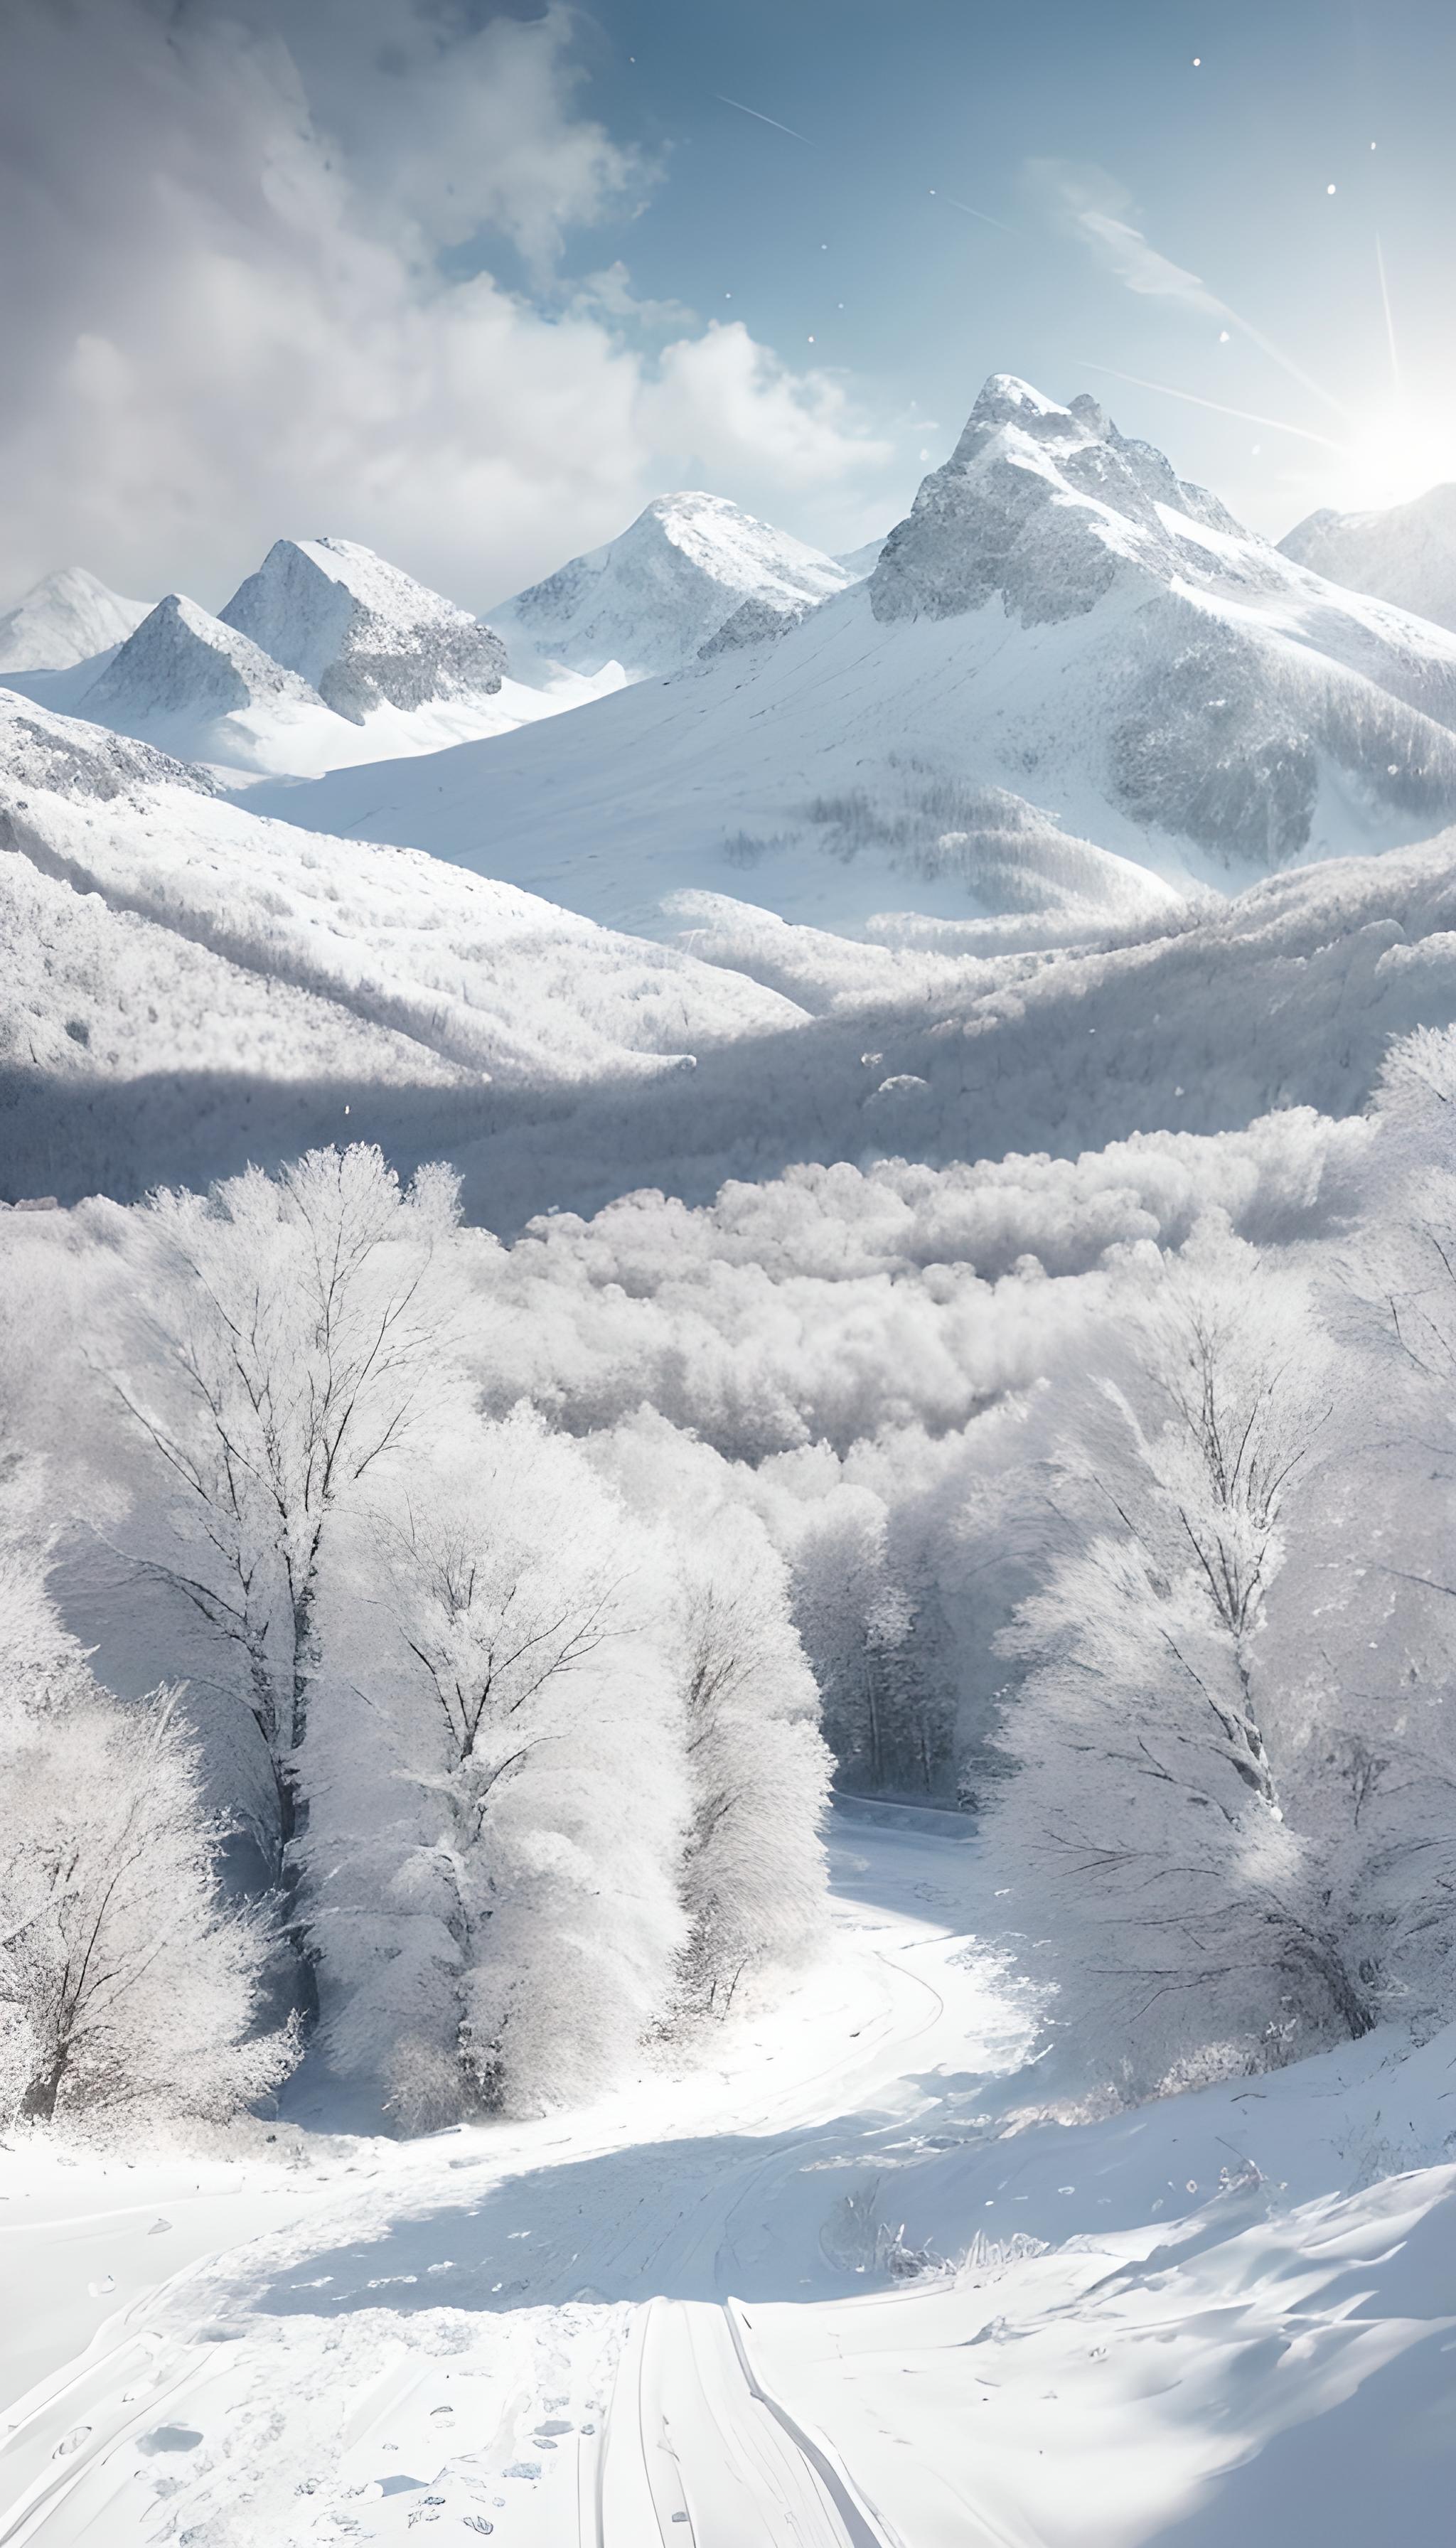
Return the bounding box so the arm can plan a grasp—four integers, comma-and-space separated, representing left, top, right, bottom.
220, 535, 508, 720
1280, 483, 1456, 635
0, 567, 150, 673
0, 693, 814, 1199
13, 718, 1456, 1233
488, 491, 857, 682
257, 378, 1456, 938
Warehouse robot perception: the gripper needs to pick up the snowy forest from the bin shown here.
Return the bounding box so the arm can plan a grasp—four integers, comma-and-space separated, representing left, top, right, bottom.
4, 1009, 1455, 2135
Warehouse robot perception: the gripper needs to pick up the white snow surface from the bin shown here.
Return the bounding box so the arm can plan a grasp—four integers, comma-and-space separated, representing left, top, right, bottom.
0, 692, 805, 1110
1280, 482, 1456, 635
0, 569, 151, 674
489, 491, 858, 682
256, 379, 1456, 940
3, 1803, 1452, 2547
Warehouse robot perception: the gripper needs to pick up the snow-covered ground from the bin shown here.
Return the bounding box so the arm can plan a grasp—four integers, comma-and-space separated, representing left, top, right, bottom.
4, 1802, 1452, 2547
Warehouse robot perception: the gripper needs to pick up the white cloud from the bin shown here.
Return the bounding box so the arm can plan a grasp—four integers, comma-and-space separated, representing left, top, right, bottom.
1029, 161, 1224, 316
0, 1, 896, 613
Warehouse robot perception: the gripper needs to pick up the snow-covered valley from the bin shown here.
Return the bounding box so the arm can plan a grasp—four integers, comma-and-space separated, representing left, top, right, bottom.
7, 319, 1456, 2548
4, 1805, 1455, 2546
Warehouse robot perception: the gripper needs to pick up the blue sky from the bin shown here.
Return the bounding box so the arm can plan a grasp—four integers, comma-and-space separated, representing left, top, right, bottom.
0, 0, 1452, 608
558, 0, 1456, 535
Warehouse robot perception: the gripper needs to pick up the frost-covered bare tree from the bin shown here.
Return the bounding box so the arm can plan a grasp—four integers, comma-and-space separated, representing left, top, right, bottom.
306, 1406, 687, 2121
0, 1455, 294, 2128
983, 1219, 1371, 2088
1, 1686, 296, 2126
672, 1535, 831, 2012
110, 1145, 460, 1863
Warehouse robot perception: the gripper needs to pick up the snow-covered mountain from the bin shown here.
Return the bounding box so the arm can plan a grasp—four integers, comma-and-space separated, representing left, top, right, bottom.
2, 543, 613, 782
1280, 483, 1456, 635
218, 535, 508, 722
0, 567, 150, 673
488, 492, 858, 682
255, 376, 1456, 938
73, 591, 340, 772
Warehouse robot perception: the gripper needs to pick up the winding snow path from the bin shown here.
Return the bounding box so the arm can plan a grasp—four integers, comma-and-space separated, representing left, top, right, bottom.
0, 1804, 1015, 2546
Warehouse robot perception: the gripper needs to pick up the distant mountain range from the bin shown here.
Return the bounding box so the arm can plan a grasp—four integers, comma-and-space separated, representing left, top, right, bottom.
7, 387, 1456, 938
248, 375, 1456, 937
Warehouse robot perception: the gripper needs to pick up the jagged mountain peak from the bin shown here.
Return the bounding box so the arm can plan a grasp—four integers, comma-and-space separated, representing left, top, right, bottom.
872, 373, 1261, 628
491, 493, 856, 680
0, 566, 151, 673
220, 537, 507, 722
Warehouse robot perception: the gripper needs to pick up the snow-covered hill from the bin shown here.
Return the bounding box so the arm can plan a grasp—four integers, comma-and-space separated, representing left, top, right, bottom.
0, 692, 815, 1199
257, 378, 1456, 938
1280, 483, 1456, 636
0, 567, 150, 673
489, 491, 857, 682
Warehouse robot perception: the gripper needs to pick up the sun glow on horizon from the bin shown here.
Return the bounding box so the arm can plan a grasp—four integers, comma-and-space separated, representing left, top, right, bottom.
1336, 404, 1456, 512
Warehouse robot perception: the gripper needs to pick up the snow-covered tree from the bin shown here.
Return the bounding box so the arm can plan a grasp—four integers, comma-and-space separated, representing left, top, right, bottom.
983, 1220, 1371, 2088
597, 1416, 832, 2012
109, 1145, 460, 1863
306, 1406, 687, 2120
1, 1684, 296, 2127
670, 1506, 831, 2013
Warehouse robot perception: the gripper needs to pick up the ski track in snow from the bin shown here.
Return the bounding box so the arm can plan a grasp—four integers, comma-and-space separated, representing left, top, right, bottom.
0, 1809, 991, 2546
6, 1809, 1456, 2545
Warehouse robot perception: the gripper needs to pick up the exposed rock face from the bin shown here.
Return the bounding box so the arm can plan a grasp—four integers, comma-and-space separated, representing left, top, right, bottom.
870, 376, 1248, 627
1280, 486, 1456, 636
81, 594, 326, 729
697, 593, 815, 662
493, 493, 854, 679
0, 567, 151, 673
220, 537, 507, 722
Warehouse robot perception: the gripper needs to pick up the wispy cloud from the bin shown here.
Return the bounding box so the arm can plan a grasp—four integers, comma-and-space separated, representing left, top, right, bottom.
1029, 159, 1347, 422
715, 95, 813, 145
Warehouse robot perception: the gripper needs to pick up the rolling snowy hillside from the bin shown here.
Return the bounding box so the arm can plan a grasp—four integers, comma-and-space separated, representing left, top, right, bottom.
0, 693, 816, 1200
258, 378, 1456, 938
1280, 481, 1456, 635
0, 567, 150, 673
488, 491, 858, 682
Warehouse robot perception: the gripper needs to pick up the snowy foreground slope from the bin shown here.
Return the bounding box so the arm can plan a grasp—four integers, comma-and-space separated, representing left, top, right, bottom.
2, 1805, 1452, 2547
258, 377, 1456, 937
